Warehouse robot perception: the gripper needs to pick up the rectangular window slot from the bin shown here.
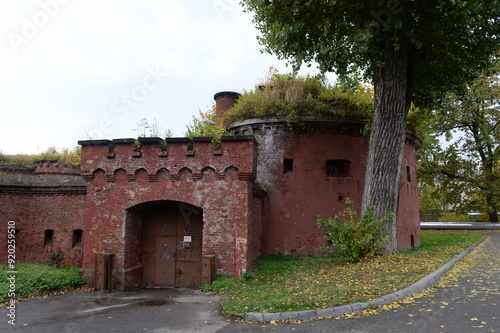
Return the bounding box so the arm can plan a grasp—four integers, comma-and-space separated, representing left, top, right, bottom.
406, 166, 412, 182
326, 160, 350, 177
44, 229, 54, 248
283, 158, 294, 174
73, 229, 83, 248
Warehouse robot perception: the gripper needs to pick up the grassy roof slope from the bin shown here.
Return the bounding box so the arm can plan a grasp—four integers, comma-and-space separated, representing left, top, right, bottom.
223, 73, 374, 127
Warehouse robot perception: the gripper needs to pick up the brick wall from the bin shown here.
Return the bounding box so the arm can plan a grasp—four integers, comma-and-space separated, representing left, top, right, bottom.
0, 170, 86, 267
79, 136, 258, 289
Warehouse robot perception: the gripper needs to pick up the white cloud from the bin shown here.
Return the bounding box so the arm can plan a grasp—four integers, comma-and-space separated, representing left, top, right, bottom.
0, 0, 329, 155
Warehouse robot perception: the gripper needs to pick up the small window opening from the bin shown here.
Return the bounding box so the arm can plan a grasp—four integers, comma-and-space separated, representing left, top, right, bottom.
406, 166, 412, 182
283, 158, 294, 174
72, 229, 83, 248
326, 160, 350, 177
410, 235, 415, 248
44, 229, 54, 248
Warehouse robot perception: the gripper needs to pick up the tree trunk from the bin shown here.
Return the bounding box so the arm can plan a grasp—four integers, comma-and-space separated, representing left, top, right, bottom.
362, 37, 411, 254
486, 194, 499, 223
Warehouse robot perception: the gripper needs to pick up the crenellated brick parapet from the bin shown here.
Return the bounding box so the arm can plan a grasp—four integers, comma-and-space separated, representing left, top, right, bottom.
34, 160, 81, 176
78, 136, 257, 183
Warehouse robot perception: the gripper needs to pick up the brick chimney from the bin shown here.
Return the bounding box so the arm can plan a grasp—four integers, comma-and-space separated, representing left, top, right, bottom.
214, 91, 240, 123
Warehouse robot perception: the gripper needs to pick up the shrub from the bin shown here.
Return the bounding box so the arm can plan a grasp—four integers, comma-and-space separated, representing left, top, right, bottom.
317, 199, 390, 262
46, 248, 64, 268
438, 213, 470, 222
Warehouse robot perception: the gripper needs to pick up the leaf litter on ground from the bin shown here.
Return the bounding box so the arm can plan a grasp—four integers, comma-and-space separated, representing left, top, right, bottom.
220, 231, 483, 317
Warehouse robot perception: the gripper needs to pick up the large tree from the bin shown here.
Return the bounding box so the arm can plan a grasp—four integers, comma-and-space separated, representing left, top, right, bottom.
242, 0, 500, 252
419, 69, 500, 222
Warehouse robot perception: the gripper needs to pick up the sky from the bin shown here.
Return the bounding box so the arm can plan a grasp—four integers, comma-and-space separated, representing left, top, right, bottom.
0, 0, 336, 155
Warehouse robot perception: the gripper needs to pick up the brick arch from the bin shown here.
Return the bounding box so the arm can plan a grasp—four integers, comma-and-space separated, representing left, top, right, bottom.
134, 168, 148, 183
224, 166, 239, 180
113, 168, 127, 183
178, 167, 193, 182
91, 168, 106, 186
156, 168, 170, 181
201, 166, 216, 181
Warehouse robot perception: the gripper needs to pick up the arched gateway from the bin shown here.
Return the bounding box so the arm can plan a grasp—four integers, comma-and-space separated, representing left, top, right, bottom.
131, 201, 203, 288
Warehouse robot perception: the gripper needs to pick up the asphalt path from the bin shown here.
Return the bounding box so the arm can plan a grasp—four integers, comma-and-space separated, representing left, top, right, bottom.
2, 231, 499, 333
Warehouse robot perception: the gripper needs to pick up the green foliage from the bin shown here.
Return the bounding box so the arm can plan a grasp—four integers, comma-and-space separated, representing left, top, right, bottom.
242, 0, 500, 108
0, 146, 81, 167
438, 213, 470, 223
185, 104, 232, 149
317, 199, 390, 262
133, 139, 141, 152
0, 263, 85, 298
200, 275, 240, 293
418, 67, 500, 221
221, 232, 482, 316
46, 248, 64, 268
223, 70, 373, 127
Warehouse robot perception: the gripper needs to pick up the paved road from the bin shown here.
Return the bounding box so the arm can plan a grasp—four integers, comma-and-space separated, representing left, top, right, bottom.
2, 232, 499, 332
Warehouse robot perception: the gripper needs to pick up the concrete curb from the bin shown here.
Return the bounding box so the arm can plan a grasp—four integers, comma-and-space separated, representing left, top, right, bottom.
244, 236, 486, 322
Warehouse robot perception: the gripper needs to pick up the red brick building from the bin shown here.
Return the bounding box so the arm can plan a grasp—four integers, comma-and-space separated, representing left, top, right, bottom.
0, 92, 421, 290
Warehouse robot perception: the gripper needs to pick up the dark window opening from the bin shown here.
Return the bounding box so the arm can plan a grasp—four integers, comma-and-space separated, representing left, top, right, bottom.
72, 229, 83, 248
406, 166, 412, 182
283, 158, 294, 174
44, 229, 54, 248
410, 235, 415, 248
326, 160, 350, 177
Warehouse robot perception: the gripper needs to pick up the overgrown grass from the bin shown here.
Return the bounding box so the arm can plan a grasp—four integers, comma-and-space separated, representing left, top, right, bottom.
0, 263, 85, 299
0, 146, 81, 167
222, 72, 374, 128
219, 232, 483, 317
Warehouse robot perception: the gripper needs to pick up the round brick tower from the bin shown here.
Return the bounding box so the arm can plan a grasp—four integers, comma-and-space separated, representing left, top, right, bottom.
228, 116, 421, 255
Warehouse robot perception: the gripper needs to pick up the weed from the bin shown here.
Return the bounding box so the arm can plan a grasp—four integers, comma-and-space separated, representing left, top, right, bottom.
201, 275, 240, 293
46, 248, 64, 268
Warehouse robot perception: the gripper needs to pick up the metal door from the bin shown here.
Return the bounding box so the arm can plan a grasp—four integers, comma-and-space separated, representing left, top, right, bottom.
141, 203, 202, 287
